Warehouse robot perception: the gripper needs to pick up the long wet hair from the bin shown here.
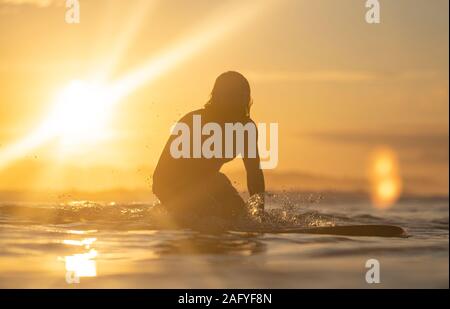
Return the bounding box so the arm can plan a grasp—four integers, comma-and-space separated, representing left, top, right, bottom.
204, 71, 252, 121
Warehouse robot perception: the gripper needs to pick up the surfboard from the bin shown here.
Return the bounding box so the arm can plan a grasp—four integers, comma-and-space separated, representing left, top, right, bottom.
237, 224, 407, 238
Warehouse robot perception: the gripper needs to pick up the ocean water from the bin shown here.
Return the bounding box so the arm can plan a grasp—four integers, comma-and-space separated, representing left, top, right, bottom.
0, 193, 448, 288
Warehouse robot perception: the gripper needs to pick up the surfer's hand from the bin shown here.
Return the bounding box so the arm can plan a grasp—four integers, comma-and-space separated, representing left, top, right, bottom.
258, 193, 265, 212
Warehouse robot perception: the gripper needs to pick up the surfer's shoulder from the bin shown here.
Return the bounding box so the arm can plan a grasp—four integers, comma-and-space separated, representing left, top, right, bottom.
246, 117, 257, 125
245, 117, 258, 132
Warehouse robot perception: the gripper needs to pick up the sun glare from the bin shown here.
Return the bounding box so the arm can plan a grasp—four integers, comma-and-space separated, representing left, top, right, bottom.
0, 0, 273, 169
43, 80, 116, 149
369, 147, 402, 209
64, 249, 98, 278
60, 237, 98, 282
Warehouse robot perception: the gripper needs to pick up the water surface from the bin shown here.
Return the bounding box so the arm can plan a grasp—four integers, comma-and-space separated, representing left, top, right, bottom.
0, 193, 448, 288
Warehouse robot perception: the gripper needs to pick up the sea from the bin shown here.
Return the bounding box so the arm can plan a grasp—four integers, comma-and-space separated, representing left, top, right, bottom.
0, 192, 448, 288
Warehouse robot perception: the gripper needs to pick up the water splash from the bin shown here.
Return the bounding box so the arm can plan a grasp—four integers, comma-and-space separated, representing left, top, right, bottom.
239, 192, 335, 231
0, 192, 335, 232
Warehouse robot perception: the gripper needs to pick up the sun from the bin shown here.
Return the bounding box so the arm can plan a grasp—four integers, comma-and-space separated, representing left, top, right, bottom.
0, 0, 271, 168
43, 80, 117, 150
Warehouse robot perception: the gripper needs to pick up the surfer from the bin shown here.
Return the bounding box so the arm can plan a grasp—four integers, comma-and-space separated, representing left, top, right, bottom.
152, 71, 265, 220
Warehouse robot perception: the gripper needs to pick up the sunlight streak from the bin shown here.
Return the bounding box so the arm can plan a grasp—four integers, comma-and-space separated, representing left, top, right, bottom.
0, 0, 274, 169
0, 126, 50, 169
111, 0, 274, 101
95, 0, 158, 81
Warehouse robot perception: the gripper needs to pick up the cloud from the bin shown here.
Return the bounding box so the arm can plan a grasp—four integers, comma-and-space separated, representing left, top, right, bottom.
302, 130, 449, 164
303, 130, 448, 149
246, 70, 440, 83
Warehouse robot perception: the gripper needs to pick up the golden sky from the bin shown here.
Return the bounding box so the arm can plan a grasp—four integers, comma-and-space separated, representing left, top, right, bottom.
0, 0, 448, 197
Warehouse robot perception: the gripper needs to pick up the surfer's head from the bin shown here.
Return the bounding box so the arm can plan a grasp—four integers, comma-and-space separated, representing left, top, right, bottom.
205, 71, 252, 120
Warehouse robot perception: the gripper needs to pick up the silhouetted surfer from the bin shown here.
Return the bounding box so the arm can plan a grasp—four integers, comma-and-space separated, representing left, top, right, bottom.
153, 71, 265, 220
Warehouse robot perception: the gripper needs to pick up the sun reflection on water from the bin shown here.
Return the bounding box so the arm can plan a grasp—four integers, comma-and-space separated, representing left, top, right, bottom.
64, 249, 98, 278
59, 235, 98, 283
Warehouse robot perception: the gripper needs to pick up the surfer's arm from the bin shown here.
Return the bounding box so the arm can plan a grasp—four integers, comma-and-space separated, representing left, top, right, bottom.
243, 123, 265, 198
244, 157, 265, 196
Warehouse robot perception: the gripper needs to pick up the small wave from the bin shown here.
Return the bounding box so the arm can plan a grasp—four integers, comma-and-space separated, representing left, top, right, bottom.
0, 199, 339, 233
